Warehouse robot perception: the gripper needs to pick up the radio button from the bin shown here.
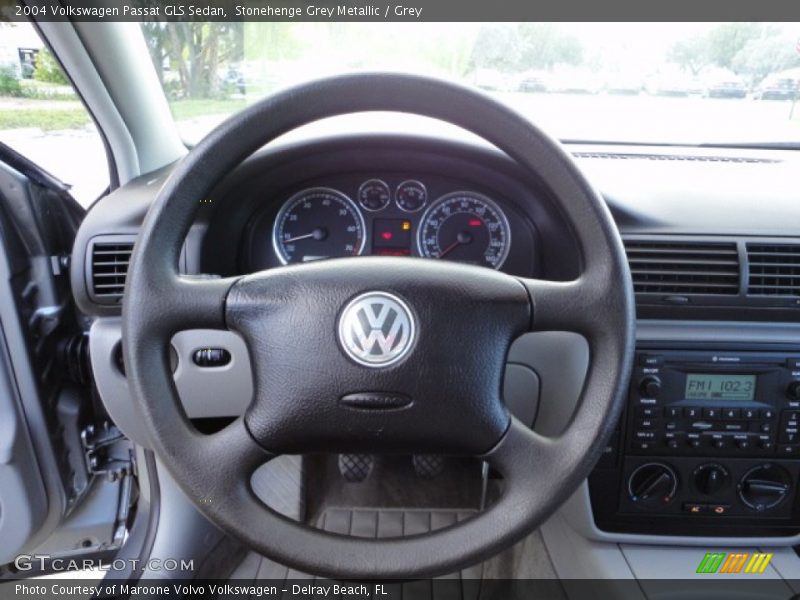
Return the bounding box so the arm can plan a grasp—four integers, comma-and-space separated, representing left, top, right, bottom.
639, 376, 662, 398
759, 437, 774, 450
780, 431, 799, 444
722, 421, 747, 432
635, 431, 657, 440
778, 445, 800, 456
759, 423, 773, 433
691, 421, 714, 430
723, 408, 741, 419
743, 408, 758, 419
703, 408, 720, 418
666, 439, 679, 450
709, 504, 730, 515
639, 354, 664, 367
713, 439, 726, 449
636, 406, 658, 417
735, 437, 751, 450
684, 407, 700, 418
761, 409, 776, 419
664, 406, 681, 418
683, 502, 707, 514
636, 418, 659, 430
687, 436, 702, 448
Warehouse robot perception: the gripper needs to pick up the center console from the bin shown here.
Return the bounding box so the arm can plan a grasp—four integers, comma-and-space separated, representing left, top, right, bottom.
590, 345, 800, 537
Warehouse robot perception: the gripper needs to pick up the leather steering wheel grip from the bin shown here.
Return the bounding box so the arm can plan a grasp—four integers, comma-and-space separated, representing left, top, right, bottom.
122, 73, 635, 578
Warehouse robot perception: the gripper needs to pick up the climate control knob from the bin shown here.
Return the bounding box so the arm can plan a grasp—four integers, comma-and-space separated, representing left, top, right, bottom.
628, 463, 678, 508
693, 463, 729, 496
738, 464, 791, 512
638, 376, 662, 398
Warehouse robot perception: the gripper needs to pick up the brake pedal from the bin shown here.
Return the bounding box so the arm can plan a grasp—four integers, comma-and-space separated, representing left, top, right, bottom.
412, 454, 444, 478
337, 454, 374, 482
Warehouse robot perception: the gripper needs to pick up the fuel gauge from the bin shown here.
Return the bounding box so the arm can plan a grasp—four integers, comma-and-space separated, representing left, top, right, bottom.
357, 179, 391, 211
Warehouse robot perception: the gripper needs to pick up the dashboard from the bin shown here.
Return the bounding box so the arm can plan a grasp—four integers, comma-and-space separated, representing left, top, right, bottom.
69, 130, 800, 549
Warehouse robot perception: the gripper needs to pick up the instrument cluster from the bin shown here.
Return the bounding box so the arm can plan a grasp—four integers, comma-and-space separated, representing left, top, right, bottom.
267, 177, 516, 271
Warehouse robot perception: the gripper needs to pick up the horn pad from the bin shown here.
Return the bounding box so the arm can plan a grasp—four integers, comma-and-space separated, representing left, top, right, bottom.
225, 257, 531, 455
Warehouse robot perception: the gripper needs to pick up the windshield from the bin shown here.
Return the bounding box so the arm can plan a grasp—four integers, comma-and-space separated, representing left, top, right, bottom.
143, 22, 800, 147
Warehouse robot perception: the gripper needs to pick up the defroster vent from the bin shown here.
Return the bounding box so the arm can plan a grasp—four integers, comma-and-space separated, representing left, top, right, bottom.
624, 239, 740, 296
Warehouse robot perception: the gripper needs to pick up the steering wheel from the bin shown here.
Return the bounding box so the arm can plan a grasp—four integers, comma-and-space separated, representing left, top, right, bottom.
123, 73, 634, 579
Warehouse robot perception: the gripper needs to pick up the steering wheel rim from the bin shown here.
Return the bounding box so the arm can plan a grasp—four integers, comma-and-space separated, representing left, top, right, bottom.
122, 73, 635, 579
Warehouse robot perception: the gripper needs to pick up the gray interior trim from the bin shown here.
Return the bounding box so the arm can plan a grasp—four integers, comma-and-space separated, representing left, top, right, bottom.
171, 330, 252, 418
637, 319, 800, 344
89, 319, 252, 446
509, 331, 589, 437
138, 459, 232, 580
34, 22, 140, 185
559, 479, 800, 547
539, 511, 638, 582
35, 22, 186, 186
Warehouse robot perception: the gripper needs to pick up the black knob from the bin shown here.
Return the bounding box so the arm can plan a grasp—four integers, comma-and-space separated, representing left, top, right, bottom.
787, 381, 800, 401
628, 463, 678, 508
639, 376, 662, 398
693, 463, 729, 496
738, 464, 791, 512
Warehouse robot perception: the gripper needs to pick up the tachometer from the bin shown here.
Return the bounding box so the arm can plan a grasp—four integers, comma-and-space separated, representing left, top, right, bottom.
272, 188, 366, 264
416, 191, 511, 269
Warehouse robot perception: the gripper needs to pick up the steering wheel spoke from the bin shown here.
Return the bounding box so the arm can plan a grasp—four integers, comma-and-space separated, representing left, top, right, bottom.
519, 276, 611, 334
148, 275, 239, 332
484, 416, 554, 476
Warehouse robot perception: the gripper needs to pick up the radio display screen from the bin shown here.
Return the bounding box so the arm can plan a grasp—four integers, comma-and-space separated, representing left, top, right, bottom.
684, 373, 756, 401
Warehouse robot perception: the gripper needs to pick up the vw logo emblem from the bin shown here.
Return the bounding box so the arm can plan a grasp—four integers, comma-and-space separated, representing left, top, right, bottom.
338, 292, 415, 368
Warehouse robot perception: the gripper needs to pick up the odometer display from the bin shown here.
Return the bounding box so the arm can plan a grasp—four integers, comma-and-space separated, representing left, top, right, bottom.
272, 188, 366, 264
416, 192, 511, 269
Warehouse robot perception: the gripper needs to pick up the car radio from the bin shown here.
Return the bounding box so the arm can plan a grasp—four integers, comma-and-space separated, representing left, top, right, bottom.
589, 347, 800, 537
628, 350, 800, 458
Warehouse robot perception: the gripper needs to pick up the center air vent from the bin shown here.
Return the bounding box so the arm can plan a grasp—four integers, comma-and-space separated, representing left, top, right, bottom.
88, 236, 135, 305
624, 239, 740, 296
746, 244, 800, 297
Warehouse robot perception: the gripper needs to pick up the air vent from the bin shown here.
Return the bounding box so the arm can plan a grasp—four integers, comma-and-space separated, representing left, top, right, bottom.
746, 244, 800, 297
89, 237, 135, 304
624, 239, 740, 295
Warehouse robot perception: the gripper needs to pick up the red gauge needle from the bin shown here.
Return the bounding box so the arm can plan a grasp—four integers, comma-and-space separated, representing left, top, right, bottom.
438, 232, 473, 258
438, 240, 462, 258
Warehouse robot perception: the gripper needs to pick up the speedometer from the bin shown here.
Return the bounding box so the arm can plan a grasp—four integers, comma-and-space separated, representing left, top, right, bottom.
272, 188, 366, 264
416, 191, 511, 270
